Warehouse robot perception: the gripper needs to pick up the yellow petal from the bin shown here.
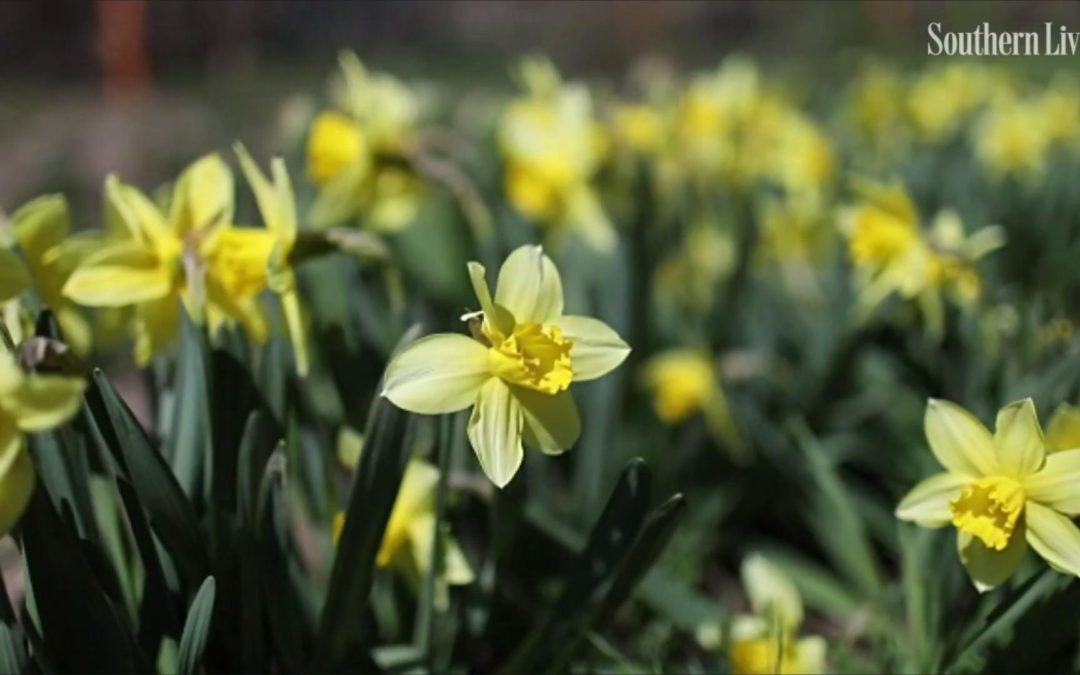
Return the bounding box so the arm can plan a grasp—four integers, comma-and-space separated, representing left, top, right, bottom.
564, 184, 616, 252
0, 249, 30, 302
173, 154, 234, 234
280, 287, 309, 376
235, 144, 298, 247
958, 523, 1027, 592
467, 378, 523, 488
467, 262, 513, 336
382, 334, 490, 414
994, 398, 1046, 478
0, 423, 34, 538
443, 537, 475, 586
514, 386, 580, 455
895, 472, 967, 527
1025, 449, 1080, 514
924, 399, 998, 479
307, 161, 366, 229
63, 243, 172, 307
117, 182, 177, 253
549, 315, 630, 381
1046, 403, 1080, 453
494, 245, 564, 324
11, 194, 69, 261
2, 373, 85, 432
795, 636, 827, 675
53, 305, 93, 356
133, 293, 181, 365
1026, 500, 1080, 577
307, 110, 367, 186
741, 553, 803, 632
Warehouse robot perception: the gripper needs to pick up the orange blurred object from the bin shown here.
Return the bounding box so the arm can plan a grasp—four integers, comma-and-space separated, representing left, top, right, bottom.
97, 0, 150, 101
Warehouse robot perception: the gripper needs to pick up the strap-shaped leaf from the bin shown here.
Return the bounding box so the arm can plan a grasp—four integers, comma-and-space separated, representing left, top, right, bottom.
87, 369, 206, 584
166, 310, 214, 505
177, 576, 216, 675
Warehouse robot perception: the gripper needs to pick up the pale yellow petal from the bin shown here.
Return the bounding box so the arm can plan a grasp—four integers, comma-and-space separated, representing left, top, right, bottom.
958, 524, 1027, 592
0, 249, 30, 302
795, 636, 827, 675
1025, 449, 1080, 514
513, 386, 579, 455
133, 293, 181, 365
549, 315, 630, 381
2, 374, 86, 432
174, 154, 234, 234
1026, 500, 1080, 578
11, 194, 69, 261
741, 553, 803, 631
1046, 404, 1080, 453
382, 334, 490, 414
895, 472, 967, 527
467, 378, 523, 488
994, 398, 1046, 478
235, 144, 297, 246
0, 424, 34, 538
280, 287, 309, 376
63, 244, 172, 307
466, 262, 513, 336
924, 399, 998, 479
494, 245, 564, 324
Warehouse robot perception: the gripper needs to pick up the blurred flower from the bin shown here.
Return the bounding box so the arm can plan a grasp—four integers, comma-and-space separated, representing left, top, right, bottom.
641, 348, 745, 457
8, 195, 101, 354
383, 245, 630, 487
307, 51, 425, 233
728, 554, 825, 674
0, 349, 85, 536
907, 63, 1004, 142
333, 460, 472, 606
841, 180, 1003, 338
1046, 404, 1080, 453
0, 249, 30, 304
654, 219, 736, 316
499, 59, 614, 252
233, 145, 310, 375
612, 103, 667, 155
973, 99, 1051, 179
64, 155, 274, 364
843, 64, 908, 160
896, 398, 1080, 590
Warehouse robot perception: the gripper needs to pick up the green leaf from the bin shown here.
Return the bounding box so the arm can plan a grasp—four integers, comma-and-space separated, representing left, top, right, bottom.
166, 310, 214, 506
0, 574, 28, 675
20, 481, 147, 672
177, 577, 216, 675
86, 370, 206, 585
315, 388, 412, 670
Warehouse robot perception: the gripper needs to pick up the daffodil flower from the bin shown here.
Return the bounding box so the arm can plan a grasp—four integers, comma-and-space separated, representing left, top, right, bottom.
728, 554, 825, 675
233, 145, 310, 375
1047, 404, 1080, 453
0, 350, 85, 536
8, 195, 101, 354
64, 155, 274, 364
334, 460, 472, 607
0, 249, 30, 304
382, 245, 630, 487
897, 398, 1080, 590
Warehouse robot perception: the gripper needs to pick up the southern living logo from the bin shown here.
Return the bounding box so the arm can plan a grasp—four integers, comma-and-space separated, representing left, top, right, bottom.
928, 22, 1080, 56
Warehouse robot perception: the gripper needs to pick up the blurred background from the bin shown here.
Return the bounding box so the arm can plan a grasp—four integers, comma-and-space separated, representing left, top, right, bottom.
5, 0, 1080, 216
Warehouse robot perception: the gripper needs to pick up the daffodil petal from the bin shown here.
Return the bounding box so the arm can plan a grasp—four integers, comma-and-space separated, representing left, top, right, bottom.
467, 378, 523, 488
174, 154, 234, 234
895, 472, 967, 527
0, 249, 30, 302
0, 424, 34, 538
444, 537, 475, 586
1046, 404, 1080, 453
741, 554, 803, 631
467, 262, 513, 335
494, 245, 564, 324
1026, 449, 1080, 514
514, 386, 580, 455
63, 243, 172, 307
958, 524, 1027, 592
118, 182, 176, 251
383, 334, 490, 414
994, 398, 1046, 478
1025, 500, 1080, 577
549, 315, 630, 381
281, 288, 309, 376
133, 293, 181, 365
2, 374, 85, 432
795, 636, 827, 675
924, 399, 998, 479
11, 194, 69, 261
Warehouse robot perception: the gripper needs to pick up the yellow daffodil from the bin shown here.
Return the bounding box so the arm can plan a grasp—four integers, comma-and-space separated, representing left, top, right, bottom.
897, 398, 1080, 590
0, 249, 30, 304
8, 195, 100, 354
383, 245, 630, 487
233, 145, 310, 375
333, 460, 472, 606
843, 64, 908, 160
63, 155, 276, 364
728, 554, 825, 675
0, 350, 85, 536
498, 60, 614, 252
653, 219, 736, 316
307, 52, 424, 233
674, 58, 760, 182
841, 180, 1002, 337
973, 99, 1051, 179
907, 63, 1003, 142
1046, 404, 1080, 453
612, 103, 667, 155
1036, 80, 1080, 146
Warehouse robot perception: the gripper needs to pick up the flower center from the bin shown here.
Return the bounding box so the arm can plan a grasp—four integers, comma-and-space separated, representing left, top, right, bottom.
950, 476, 1025, 551
488, 322, 573, 394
